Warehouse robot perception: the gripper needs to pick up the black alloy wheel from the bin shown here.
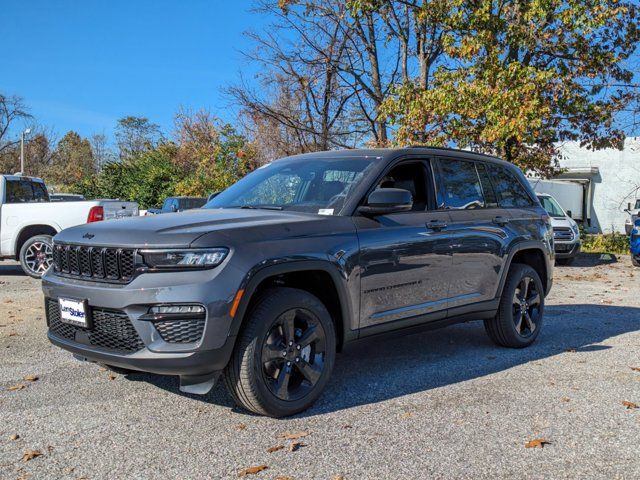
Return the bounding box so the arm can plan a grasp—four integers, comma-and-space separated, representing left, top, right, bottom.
261, 307, 327, 402
484, 263, 545, 348
223, 287, 336, 417
511, 276, 541, 337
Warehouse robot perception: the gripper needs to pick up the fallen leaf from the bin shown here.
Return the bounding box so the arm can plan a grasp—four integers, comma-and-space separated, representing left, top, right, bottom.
7, 384, 25, 391
274, 476, 294, 480
234, 423, 247, 431
333, 476, 345, 480
277, 431, 309, 440
524, 439, 550, 448
630, 367, 640, 372
238, 465, 268, 477
9, 434, 20, 441
561, 397, 570, 403
266, 445, 284, 453
23, 375, 39, 382
622, 400, 638, 409
289, 442, 306, 452
22, 450, 43, 461
341, 424, 352, 429
108, 374, 116, 381
400, 412, 414, 418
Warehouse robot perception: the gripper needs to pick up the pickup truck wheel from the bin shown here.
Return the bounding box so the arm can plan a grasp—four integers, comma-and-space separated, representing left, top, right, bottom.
223, 287, 336, 417
632, 257, 640, 267
19, 235, 53, 278
484, 263, 544, 348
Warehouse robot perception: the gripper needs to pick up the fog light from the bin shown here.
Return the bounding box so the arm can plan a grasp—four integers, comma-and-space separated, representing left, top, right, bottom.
149, 305, 205, 315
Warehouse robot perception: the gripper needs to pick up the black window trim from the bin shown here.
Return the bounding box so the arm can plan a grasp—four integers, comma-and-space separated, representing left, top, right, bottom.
483, 161, 537, 209
433, 156, 489, 211
353, 155, 438, 215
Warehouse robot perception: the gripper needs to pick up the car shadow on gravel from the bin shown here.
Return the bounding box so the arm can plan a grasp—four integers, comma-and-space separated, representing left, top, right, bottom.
125, 303, 639, 417
0, 264, 26, 276
564, 253, 619, 267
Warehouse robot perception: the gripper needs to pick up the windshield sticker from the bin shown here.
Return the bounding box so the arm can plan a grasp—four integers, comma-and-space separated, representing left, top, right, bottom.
318, 209, 334, 216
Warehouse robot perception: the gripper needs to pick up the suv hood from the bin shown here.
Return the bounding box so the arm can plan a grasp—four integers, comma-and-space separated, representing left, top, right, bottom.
54, 208, 326, 248
548, 215, 577, 229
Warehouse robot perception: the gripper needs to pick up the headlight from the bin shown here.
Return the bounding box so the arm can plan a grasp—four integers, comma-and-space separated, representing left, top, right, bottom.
141, 248, 229, 269
571, 224, 579, 235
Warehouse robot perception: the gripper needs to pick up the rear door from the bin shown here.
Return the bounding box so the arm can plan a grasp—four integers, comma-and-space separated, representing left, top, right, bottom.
433, 158, 509, 308
355, 158, 452, 329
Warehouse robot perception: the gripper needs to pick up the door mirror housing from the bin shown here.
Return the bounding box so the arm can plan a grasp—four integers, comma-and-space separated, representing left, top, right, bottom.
566, 210, 572, 218
358, 188, 413, 215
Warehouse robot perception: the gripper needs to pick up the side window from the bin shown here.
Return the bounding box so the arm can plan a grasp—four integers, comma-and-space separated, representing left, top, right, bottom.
32, 182, 49, 202
435, 159, 484, 209
486, 164, 534, 208
5, 180, 35, 203
476, 163, 498, 208
375, 161, 430, 211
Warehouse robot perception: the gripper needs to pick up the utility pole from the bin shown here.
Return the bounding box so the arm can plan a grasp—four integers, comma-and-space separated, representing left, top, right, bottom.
20, 128, 31, 174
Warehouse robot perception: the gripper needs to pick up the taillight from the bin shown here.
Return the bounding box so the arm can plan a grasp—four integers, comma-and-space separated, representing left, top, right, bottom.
87, 206, 104, 223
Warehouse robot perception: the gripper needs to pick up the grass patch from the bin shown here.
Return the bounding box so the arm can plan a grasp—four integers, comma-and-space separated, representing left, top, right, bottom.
580, 232, 629, 255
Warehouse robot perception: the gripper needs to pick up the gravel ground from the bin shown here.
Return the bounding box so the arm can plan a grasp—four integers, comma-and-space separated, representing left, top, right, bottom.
1, 255, 639, 479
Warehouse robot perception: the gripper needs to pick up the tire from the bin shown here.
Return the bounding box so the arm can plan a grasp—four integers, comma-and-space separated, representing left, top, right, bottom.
19, 235, 54, 278
632, 257, 640, 267
223, 287, 336, 417
556, 256, 575, 266
484, 263, 545, 348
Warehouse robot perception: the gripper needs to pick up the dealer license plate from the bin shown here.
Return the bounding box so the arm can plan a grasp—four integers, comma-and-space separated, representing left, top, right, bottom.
58, 298, 88, 328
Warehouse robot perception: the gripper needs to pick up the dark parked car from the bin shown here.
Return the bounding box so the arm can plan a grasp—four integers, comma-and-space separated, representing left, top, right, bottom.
146, 196, 207, 215
43, 148, 554, 417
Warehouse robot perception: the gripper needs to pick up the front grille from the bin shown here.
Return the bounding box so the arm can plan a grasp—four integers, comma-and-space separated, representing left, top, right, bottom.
553, 227, 574, 242
154, 319, 205, 343
46, 299, 144, 353
53, 244, 136, 283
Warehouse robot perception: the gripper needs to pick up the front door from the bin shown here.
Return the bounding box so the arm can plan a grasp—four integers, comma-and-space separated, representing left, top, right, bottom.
355, 160, 452, 328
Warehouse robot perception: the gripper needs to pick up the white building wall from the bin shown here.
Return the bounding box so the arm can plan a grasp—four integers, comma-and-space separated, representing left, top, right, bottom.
556, 137, 640, 233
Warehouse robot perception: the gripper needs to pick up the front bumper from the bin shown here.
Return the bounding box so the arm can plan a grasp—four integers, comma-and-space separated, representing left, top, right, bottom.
554, 241, 581, 259
41, 264, 243, 388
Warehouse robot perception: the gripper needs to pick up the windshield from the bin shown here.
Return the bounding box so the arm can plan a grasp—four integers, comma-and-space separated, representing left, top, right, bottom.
537, 195, 565, 217
205, 157, 376, 215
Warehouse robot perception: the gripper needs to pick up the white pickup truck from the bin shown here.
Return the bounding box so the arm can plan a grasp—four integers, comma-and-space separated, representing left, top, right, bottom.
0, 175, 138, 278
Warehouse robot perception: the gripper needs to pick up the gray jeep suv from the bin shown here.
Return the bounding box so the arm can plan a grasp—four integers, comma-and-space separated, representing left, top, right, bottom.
43, 148, 554, 417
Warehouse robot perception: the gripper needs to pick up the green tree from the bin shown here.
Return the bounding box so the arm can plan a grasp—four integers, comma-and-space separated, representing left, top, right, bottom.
115, 116, 163, 159
48, 131, 96, 188
377, 0, 639, 173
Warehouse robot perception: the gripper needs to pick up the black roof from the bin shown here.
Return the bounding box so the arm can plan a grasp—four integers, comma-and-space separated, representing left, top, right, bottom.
278, 147, 510, 167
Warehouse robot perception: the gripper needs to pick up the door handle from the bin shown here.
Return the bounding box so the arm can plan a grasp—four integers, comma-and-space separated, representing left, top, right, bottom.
493, 216, 510, 226
426, 220, 448, 230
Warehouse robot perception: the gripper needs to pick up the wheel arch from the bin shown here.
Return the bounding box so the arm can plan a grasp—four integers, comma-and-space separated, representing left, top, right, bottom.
498, 242, 551, 298
230, 260, 354, 351
14, 224, 59, 260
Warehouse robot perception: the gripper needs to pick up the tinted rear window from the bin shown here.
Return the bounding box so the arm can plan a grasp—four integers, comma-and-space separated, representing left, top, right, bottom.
485, 164, 534, 208
435, 159, 485, 209
5, 179, 49, 203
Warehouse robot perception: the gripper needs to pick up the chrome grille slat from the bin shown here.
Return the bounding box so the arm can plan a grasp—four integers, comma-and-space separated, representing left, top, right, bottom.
553, 227, 574, 242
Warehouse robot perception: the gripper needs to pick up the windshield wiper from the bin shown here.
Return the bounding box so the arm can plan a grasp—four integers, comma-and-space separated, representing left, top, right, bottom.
237, 205, 283, 211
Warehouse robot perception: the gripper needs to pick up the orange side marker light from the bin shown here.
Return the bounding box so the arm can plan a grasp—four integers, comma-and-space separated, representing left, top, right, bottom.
230, 289, 245, 318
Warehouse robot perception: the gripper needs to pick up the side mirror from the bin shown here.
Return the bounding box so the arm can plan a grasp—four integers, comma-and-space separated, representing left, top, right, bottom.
170, 204, 178, 212
358, 188, 413, 215
566, 210, 572, 218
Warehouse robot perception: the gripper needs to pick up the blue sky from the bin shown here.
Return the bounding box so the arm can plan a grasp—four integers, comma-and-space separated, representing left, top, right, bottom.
0, 0, 266, 142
